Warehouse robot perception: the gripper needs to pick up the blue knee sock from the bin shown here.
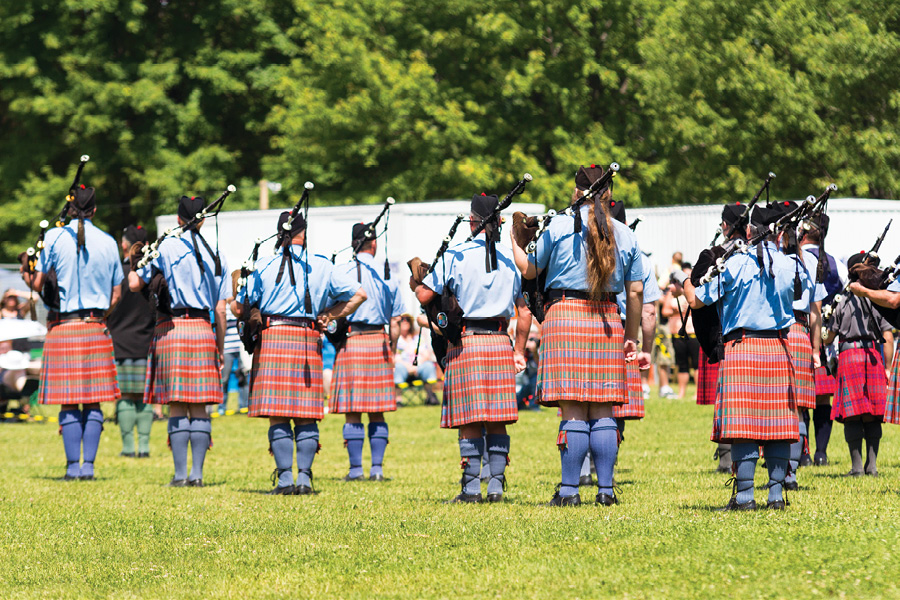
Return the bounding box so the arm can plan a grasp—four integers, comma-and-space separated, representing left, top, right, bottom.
343, 423, 365, 478
731, 442, 759, 505
295, 423, 319, 488
459, 437, 484, 495
589, 418, 619, 495
167, 416, 191, 481
486, 434, 510, 495
787, 422, 804, 484
80, 408, 104, 477
559, 420, 590, 497
480, 430, 490, 480
579, 455, 591, 478
268, 423, 295, 488
59, 409, 83, 477
368, 422, 389, 477
764, 442, 790, 503
188, 418, 211, 482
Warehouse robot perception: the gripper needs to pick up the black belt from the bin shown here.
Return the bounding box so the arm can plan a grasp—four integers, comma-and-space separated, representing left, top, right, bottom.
170, 308, 211, 321
723, 328, 788, 343
348, 322, 385, 334
263, 315, 315, 329
840, 339, 878, 352
793, 311, 809, 327
545, 289, 615, 302
50, 309, 105, 322
462, 318, 508, 333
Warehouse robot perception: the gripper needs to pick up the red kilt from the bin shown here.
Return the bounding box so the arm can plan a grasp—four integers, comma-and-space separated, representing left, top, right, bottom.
884, 352, 900, 424
696, 352, 719, 406
712, 336, 798, 443
39, 320, 120, 405
788, 322, 816, 409
144, 317, 220, 405
832, 347, 886, 422
537, 299, 625, 406
815, 366, 838, 397
330, 331, 395, 414
613, 359, 644, 419
441, 333, 517, 429
249, 324, 324, 420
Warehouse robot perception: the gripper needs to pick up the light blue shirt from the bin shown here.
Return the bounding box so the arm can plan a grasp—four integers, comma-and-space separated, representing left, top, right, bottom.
36, 220, 123, 312
530, 206, 643, 292
238, 247, 359, 317
425, 234, 522, 319
138, 231, 231, 310
888, 277, 900, 293
791, 249, 827, 313
694, 242, 802, 334
617, 253, 661, 315
336, 253, 404, 325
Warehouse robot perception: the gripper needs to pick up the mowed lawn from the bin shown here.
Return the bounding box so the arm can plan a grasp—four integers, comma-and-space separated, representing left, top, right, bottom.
2, 390, 900, 599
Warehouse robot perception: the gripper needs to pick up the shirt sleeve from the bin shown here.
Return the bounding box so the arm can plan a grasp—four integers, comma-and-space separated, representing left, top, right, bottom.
424, 257, 446, 295
888, 278, 900, 293
328, 264, 359, 303
111, 258, 124, 288
529, 224, 553, 271
217, 256, 232, 302
625, 240, 643, 283
35, 232, 55, 274
694, 257, 732, 306
390, 282, 405, 318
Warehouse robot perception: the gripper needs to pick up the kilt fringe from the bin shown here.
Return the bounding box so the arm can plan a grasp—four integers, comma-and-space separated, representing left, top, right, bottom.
788, 322, 816, 409
250, 325, 324, 420
144, 318, 220, 405
832, 347, 886, 422
441, 333, 517, 428
39, 320, 120, 405
330, 331, 396, 414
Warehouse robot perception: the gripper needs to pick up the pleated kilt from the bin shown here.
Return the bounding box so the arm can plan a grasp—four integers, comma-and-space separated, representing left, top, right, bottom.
115, 358, 148, 396
39, 320, 120, 405
696, 352, 719, 406
249, 324, 324, 420
884, 352, 900, 424
441, 333, 517, 429
144, 317, 220, 405
788, 322, 816, 409
712, 336, 798, 443
815, 366, 837, 396
330, 331, 395, 414
536, 299, 625, 406
832, 348, 886, 422
612, 360, 644, 419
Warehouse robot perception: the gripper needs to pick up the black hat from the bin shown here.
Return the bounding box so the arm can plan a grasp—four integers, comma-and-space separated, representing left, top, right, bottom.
750, 205, 772, 227
71, 185, 96, 213
471, 193, 499, 220
277, 211, 306, 239
575, 164, 605, 191
810, 213, 830, 237
123, 225, 148, 245
352, 222, 376, 245
178, 196, 205, 223
769, 200, 797, 222
608, 199, 626, 224
721, 203, 744, 226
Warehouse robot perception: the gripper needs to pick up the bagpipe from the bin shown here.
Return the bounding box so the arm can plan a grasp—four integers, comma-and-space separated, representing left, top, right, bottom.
235, 182, 315, 353
511, 163, 619, 322
20, 154, 91, 318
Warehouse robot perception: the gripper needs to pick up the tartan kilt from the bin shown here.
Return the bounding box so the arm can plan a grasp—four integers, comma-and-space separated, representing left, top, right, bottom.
885, 352, 900, 424
815, 366, 837, 396
330, 331, 395, 414
39, 321, 120, 405
115, 358, 148, 396
249, 324, 324, 419
441, 333, 517, 428
144, 317, 220, 405
536, 299, 626, 406
712, 336, 798, 443
696, 351, 719, 406
832, 348, 886, 422
788, 322, 816, 409
612, 360, 644, 419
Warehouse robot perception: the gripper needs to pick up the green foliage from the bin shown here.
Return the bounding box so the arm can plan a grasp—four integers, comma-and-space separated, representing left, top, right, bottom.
1, 0, 899, 260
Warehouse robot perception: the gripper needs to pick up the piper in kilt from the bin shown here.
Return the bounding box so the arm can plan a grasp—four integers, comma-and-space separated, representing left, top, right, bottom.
107, 225, 156, 459
824, 252, 893, 476
235, 212, 365, 494
128, 196, 230, 488
511, 165, 645, 507
415, 193, 531, 504
22, 184, 124, 481
684, 205, 808, 511
331, 222, 405, 482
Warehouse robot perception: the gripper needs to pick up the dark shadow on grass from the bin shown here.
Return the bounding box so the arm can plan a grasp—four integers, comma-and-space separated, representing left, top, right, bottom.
679, 503, 730, 512
33, 475, 112, 482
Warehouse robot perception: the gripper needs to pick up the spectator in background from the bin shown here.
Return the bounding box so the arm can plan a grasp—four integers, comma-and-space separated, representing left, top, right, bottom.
322, 336, 336, 399
1, 289, 29, 319
654, 305, 676, 399
516, 326, 540, 410
394, 315, 439, 405
217, 304, 249, 415
663, 263, 699, 399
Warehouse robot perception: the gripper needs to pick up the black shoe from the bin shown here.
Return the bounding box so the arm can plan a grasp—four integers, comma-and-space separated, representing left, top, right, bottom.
62, 474, 79, 481
766, 500, 786, 510
486, 493, 503, 503
715, 465, 732, 474
187, 479, 204, 487
137, 452, 150, 458
267, 485, 295, 495
446, 493, 483, 504
168, 478, 188, 487
369, 473, 385, 482
342, 473, 365, 482
119, 452, 135, 458
545, 489, 581, 507
596, 493, 618, 506
295, 484, 317, 495
813, 453, 828, 466
578, 475, 594, 487
843, 470, 863, 478
79, 474, 95, 481
866, 470, 879, 477
784, 481, 799, 491
799, 454, 813, 468
718, 497, 757, 511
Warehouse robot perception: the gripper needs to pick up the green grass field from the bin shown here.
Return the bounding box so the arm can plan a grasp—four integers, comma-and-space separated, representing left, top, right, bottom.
2, 390, 899, 599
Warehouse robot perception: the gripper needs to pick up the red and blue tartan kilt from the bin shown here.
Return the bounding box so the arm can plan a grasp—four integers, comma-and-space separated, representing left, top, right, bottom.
884, 352, 900, 424
788, 322, 816, 409
832, 348, 886, 422
249, 324, 324, 420
144, 317, 220, 405
441, 333, 517, 428
815, 366, 838, 397
39, 321, 120, 405
712, 336, 798, 443
696, 352, 719, 406
330, 331, 395, 414
612, 359, 644, 419
537, 299, 626, 406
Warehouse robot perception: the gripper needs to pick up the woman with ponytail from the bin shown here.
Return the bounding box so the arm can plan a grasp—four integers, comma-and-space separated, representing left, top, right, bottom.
510, 164, 644, 507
